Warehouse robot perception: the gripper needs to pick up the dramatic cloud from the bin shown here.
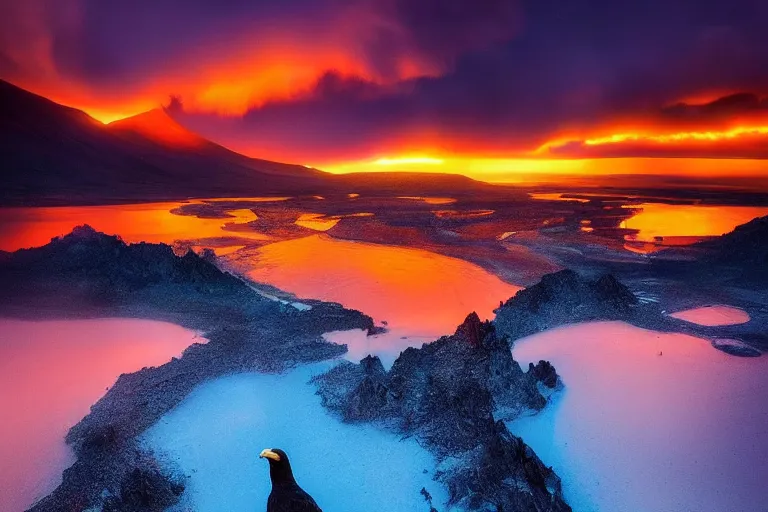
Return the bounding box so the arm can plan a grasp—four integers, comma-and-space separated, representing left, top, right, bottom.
2, 0, 768, 163
0, 0, 521, 119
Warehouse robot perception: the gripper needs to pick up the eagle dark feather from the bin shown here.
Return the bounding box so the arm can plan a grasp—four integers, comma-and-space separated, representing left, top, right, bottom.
261, 449, 323, 512
267, 483, 322, 512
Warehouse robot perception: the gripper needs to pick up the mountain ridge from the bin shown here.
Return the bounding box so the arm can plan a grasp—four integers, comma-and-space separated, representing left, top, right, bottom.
0, 79, 495, 205
0, 79, 326, 205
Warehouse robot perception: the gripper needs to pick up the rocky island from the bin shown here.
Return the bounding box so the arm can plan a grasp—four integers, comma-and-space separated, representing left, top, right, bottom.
310, 269, 661, 512
313, 312, 569, 511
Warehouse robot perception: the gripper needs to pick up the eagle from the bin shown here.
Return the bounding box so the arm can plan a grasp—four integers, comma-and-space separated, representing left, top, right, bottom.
260, 448, 323, 512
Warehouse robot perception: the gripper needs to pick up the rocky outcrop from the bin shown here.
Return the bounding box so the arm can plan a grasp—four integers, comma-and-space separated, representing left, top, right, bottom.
529, 360, 559, 389
313, 312, 569, 512
102, 462, 185, 512
1, 225, 375, 333
701, 215, 768, 270
5, 228, 376, 512
494, 269, 638, 341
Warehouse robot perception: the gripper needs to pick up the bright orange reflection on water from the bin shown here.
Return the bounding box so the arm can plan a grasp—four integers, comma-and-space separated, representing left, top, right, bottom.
294, 213, 340, 231
528, 193, 590, 203
247, 234, 520, 336
396, 196, 457, 205
0, 319, 203, 512
0, 203, 267, 251
432, 209, 495, 219
620, 204, 768, 241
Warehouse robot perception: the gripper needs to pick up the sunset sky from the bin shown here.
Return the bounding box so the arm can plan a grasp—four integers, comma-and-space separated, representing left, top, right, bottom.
1, 0, 767, 178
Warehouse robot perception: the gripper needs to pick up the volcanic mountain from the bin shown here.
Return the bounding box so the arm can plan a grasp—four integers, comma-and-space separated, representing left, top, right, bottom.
0, 79, 325, 205
0, 79, 493, 205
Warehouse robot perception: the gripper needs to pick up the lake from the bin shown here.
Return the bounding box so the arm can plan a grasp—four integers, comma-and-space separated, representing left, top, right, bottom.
621, 203, 768, 241
0, 201, 266, 252
509, 321, 768, 512
243, 233, 520, 364
0, 319, 203, 511
143, 363, 449, 512
1, 198, 766, 511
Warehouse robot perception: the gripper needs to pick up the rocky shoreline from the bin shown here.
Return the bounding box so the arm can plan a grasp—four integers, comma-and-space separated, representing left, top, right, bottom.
495, 268, 764, 357
309, 270, 655, 512
0, 226, 375, 511
3, 225, 762, 511
313, 313, 569, 511
309, 265, 765, 511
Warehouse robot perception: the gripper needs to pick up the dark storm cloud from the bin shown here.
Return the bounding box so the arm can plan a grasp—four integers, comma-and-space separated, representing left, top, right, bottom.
18, 0, 521, 90
2, 0, 768, 159
49, 0, 331, 87
170, 0, 768, 160
662, 93, 768, 121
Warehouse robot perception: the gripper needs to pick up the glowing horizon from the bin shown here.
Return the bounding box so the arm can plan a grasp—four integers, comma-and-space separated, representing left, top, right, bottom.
9, 69, 768, 187
322, 155, 768, 183
373, 157, 445, 166
583, 126, 768, 146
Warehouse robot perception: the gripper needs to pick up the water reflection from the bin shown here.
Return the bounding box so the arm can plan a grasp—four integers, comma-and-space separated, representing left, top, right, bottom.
432, 209, 494, 219
0, 203, 268, 251
0, 319, 203, 511
143, 363, 448, 512
294, 213, 340, 231
509, 321, 768, 512
397, 196, 457, 205
246, 234, 520, 362
529, 193, 590, 203
294, 213, 375, 232
669, 305, 750, 326
621, 203, 768, 241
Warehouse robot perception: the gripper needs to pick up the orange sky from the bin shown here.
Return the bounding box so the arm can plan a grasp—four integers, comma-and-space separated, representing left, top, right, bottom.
80, 92, 768, 182
2, 0, 768, 184
20, 46, 435, 124
324, 155, 768, 183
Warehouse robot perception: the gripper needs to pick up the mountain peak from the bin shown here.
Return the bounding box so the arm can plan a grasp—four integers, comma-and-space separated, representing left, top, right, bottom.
108, 108, 203, 147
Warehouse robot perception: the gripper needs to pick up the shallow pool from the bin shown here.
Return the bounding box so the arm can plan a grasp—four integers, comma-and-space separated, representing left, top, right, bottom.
143, 363, 448, 512
508, 321, 768, 512
0, 319, 203, 511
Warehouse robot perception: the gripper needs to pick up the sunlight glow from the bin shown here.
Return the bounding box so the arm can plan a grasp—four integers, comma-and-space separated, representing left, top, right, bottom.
325, 155, 768, 184
584, 126, 768, 146
373, 157, 445, 166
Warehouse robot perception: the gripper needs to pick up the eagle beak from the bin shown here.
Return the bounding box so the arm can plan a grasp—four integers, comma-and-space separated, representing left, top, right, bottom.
260, 449, 281, 462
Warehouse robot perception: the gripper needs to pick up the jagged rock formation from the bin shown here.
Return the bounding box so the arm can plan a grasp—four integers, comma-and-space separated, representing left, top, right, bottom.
701, 214, 768, 271
1, 225, 374, 334
1, 227, 375, 512
528, 360, 559, 389
494, 269, 638, 341
101, 454, 185, 512
313, 313, 570, 512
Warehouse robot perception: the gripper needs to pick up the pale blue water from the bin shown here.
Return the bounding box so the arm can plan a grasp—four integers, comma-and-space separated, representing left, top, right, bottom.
143, 362, 450, 512
508, 321, 768, 512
